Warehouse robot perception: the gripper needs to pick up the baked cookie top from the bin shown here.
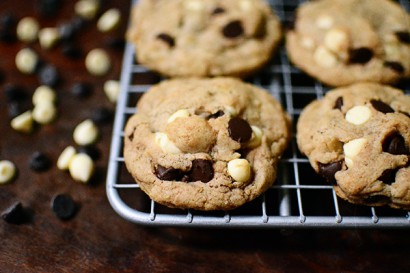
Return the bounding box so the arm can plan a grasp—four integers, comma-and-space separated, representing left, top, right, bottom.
124, 78, 291, 211
127, 0, 282, 78
286, 0, 410, 87
297, 83, 410, 209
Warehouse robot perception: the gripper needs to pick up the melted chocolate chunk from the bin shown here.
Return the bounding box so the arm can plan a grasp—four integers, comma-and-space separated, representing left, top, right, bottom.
377, 168, 399, 185
370, 99, 395, 114
318, 161, 343, 185
364, 195, 390, 205
156, 33, 175, 47
333, 97, 343, 111
212, 7, 225, 15
228, 117, 252, 143
188, 159, 214, 183
395, 31, 410, 44
383, 61, 405, 74
222, 20, 244, 38
207, 110, 225, 119
382, 132, 408, 155
155, 165, 182, 181
348, 48, 373, 64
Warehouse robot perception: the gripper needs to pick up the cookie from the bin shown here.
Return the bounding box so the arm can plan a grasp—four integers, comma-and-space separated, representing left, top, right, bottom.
297, 83, 410, 209
127, 0, 282, 78
124, 78, 291, 211
286, 0, 410, 87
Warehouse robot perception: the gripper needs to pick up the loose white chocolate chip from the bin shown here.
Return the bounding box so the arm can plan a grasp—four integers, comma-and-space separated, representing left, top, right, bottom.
57, 146, 77, 170
85, 48, 111, 76
32, 101, 57, 125
38, 28, 60, 49
16, 17, 39, 43
73, 119, 99, 146
11, 111, 33, 133
345, 106, 372, 125
75, 0, 100, 20
301, 36, 315, 50
97, 8, 121, 32
247, 126, 263, 148
240, 0, 253, 11
103, 80, 120, 103
224, 106, 237, 117
167, 109, 190, 123
15, 48, 38, 74
228, 159, 251, 183
314, 46, 338, 68
185, 0, 204, 11
316, 15, 334, 30
324, 28, 349, 53
343, 138, 367, 168
154, 133, 181, 154
69, 153, 94, 183
32, 85, 57, 105
0, 160, 16, 184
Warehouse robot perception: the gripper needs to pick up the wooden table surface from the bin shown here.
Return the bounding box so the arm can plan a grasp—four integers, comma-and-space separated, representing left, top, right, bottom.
1, 1, 410, 272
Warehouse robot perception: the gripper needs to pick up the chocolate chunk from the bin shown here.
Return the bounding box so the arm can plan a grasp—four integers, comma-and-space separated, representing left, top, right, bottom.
228, 117, 252, 143
383, 61, 405, 74
4, 84, 27, 102
395, 31, 410, 44
61, 43, 82, 59
128, 127, 135, 142
78, 146, 100, 160
0, 13, 16, 42
155, 165, 182, 181
333, 97, 343, 111
70, 16, 86, 31
207, 110, 225, 119
51, 194, 77, 220
37, 0, 62, 17
370, 99, 394, 114
157, 33, 175, 47
212, 7, 225, 15
382, 132, 408, 155
318, 161, 343, 184
58, 22, 76, 40
70, 82, 92, 98
364, 195, 390, 205
8, 102, 23, 118
2, 202, 30, 224
29, 151, 51, 172
348, 48, 373, 64
188, 159, 214, 183
91, 107, 113, 125
38, 64, 59, 87
377, 168, 399, 185
222, 20, 244, 38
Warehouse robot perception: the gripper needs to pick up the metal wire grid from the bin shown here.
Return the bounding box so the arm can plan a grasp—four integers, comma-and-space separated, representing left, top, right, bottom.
106, 0, 410, 228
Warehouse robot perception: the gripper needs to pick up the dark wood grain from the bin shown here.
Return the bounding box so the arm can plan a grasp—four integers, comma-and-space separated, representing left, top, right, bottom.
1, 1, 410, 273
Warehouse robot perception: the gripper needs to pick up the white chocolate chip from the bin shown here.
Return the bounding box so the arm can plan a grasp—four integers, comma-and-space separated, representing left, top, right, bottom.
15, 48, 38, 74
103, 80, 120, 103
75, 0, 100, 20
32, 85, 57, 105
38, 28, 60, 49
73, 119, 99, 146
0, 160, 16, 184
167, 109, 190, 123
154, 132, 181, 154
11, 111, 33, 133
247, 126, 263, 148
97, 8, 121, 33
85, 48, 111, 76
69, 153, 94, 183
57, 146, 77, 170
314, 46, 338, 68
345, 106, 372, 125
240, 0, 253, 11
301, 36, 315, 50
224, 106, 237, 117
227, 159, 251, 183
185, 0, 204, 11
343, 138, 367, 168
324, 28, 349, 53
316, 15, 334, 30
32, 101, 57, 125
16, 17, 39, 43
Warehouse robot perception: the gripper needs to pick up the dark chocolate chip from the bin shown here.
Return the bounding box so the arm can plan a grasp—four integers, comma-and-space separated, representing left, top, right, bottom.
70, 82, 92, 98
70, 16, 87, 31
370, 99, 394, 114
128, 127, 135, 142
58, 22, 76, 40
51, 194, 77, 220
383, 61, 405, 74
318, 161, 343, 185
2, 202, 30, 224
78, 146, 100, 161
188, 159, 214, 183
155, 165, 182, 181
364, 195, 390, 205
37, 64, 59, 87
382, 132, 408, 155
333, 97, 343, 111
228, 117, 252, 143
395, 31, 410, 44
37, 0, 62, 17
222, 20, 244, 38
377, 168, 399, 185
348, 48, 373, 64
4, 84, 27, 102
29, 151, 51, 172
91, 107, 113, 125
0, 13, 16, 42
61, 43, 82, 59
157, 33, 175, 47
207, 110, 225, 120
8, 102, 23, 118
212, 7, 225, 15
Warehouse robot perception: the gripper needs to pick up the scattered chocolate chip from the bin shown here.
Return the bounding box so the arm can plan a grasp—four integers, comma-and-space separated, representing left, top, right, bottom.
212, 7, 225, 15
0, 13, 16, 42
155, 165, 182, 181
348, 48, 373, 64
61, 43, 82, 59
70, 16, 87, 31
51, 194, 77, 220
207, 110, 225, 120
222, 20, 244, 38
156, 33, 175, 47
91, 107, 113, 125
228, 117, 252, 143
188, 159, 214, 183
364, 195, 390, 205
4, 84, 27, 102
105, 37, 126, 49
58, 22, 76, 40
2, 202, 30, 224
37, 0, 62, 17
70, 82, 92, 98
29, 151, 51, 172
38, 64, 59, 87
333, 97, 343, 111
383, 61, 405, 74
318, 161, 343, 185
377, 168, 399, 185
7, 102, 23, 118
395, 31, 410, 44
78, 146, 100, 160
382, 132, 408, 155
370, 99, 395, 114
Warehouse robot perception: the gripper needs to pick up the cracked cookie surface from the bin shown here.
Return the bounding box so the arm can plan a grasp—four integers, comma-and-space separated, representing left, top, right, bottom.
124, 78, 290, 211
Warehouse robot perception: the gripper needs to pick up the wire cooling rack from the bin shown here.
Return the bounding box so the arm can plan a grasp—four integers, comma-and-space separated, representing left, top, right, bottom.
106, 0, 410, 228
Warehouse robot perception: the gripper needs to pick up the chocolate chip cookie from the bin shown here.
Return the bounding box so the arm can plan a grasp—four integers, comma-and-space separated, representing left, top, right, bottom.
124, 78, 291, 211
127, 0, 282, 78
297, 83, 410, 209
286, 0, 410, 87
